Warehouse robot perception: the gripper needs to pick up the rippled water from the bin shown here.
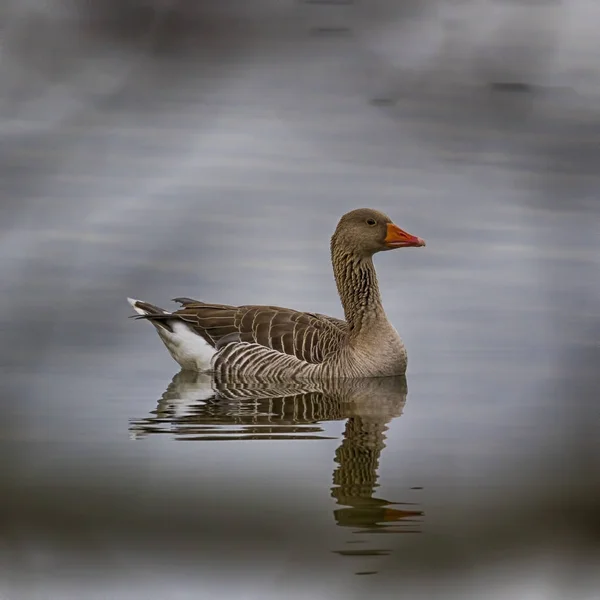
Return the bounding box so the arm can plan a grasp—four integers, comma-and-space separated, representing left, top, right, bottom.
131, 374, 424, 547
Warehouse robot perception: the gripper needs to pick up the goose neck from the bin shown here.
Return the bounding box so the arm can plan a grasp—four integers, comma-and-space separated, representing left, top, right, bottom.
331, 246, 386, 336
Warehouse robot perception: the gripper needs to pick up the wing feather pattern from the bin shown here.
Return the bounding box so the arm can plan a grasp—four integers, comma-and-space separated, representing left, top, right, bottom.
136, 298, 349, 378
143, 298, 348, 367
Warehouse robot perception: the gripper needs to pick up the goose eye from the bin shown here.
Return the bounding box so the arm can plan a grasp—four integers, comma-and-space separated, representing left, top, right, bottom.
366, 218, 376, 226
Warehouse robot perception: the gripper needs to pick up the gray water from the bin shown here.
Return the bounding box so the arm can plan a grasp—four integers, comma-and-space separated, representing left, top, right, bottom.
1, 2, 599, 599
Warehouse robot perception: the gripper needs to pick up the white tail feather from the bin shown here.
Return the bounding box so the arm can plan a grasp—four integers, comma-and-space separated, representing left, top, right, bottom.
127, 297, 170, 316
127, 296, 214, 371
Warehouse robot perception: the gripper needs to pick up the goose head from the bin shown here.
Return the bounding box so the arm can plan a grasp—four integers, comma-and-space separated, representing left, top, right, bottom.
331, 208, 426, 259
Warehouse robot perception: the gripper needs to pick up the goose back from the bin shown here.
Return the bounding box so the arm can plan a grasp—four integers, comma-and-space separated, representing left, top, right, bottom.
148, 298, 347, 365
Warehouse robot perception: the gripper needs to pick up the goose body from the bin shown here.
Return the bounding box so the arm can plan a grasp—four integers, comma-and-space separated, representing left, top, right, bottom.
128, 208, 425, 381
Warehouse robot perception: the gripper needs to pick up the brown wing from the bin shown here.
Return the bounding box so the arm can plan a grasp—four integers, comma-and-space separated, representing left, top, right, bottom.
168, 297, 348, 364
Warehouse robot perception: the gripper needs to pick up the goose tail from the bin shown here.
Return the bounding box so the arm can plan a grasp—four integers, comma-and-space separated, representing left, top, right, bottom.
127, 297, 169, 318
126, 297, 215, 370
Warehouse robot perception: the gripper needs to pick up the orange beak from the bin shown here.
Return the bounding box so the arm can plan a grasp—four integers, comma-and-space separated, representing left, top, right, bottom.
384, 223, 426, 248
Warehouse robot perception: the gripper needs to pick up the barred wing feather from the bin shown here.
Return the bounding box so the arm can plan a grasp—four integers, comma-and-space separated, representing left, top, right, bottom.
170, 299, 347, 365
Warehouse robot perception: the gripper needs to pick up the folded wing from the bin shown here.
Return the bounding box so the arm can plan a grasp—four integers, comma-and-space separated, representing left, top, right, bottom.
168, 297, 347, 365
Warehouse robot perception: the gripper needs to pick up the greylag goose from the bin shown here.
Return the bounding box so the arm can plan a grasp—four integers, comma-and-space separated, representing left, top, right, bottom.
128, 208, 425, 380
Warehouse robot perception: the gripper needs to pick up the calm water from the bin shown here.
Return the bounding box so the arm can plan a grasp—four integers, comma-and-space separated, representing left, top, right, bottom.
1, 3, 599, 598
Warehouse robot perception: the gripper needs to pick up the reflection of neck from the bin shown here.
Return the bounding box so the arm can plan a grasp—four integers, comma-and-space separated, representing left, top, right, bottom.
331, 245, 385, 337
331, 416, 388, 504
330, 411, 423, 532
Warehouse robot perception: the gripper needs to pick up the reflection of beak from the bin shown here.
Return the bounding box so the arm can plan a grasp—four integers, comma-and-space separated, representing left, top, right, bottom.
384, 223, 426, 248
382, 507, 424, 523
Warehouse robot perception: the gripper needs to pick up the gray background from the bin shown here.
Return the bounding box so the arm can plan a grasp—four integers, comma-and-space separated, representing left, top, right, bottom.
0, 1, 598, 598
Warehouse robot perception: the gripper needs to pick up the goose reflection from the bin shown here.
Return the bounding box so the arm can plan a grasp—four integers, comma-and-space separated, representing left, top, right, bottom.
130, 372, 423, 540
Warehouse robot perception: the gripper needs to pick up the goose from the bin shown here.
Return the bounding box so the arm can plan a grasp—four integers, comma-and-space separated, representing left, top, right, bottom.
128, 208, 425, 381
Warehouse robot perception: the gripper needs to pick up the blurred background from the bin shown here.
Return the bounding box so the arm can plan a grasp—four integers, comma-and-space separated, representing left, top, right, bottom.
0, 1, 598, 598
